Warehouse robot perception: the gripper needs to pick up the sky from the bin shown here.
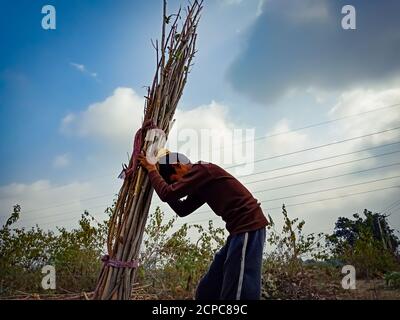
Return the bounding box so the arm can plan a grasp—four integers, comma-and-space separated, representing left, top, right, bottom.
1, 0, 400, 239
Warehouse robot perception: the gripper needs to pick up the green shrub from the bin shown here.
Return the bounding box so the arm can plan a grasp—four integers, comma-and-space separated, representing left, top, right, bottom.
138, 207, 226, 299
262, 205, 332, 299
384, 272, 400, 289
0, 205, 109, 296
338, 229, 399, 278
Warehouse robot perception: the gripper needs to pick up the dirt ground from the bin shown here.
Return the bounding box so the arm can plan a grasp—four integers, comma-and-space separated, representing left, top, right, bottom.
337, 280, 400, 300
1, 279, 399, 300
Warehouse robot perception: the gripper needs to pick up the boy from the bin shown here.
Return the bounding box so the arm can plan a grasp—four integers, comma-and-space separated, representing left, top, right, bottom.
138, 151, 268, 300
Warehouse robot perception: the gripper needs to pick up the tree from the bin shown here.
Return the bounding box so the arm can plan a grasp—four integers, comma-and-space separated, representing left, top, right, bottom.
327, 209, 400, 277
328, 209, 399, 255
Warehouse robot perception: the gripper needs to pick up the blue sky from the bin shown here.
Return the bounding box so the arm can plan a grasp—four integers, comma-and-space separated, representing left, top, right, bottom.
0, 0, 263, 184
1, 0, 400, 235
1, 0, 160, 183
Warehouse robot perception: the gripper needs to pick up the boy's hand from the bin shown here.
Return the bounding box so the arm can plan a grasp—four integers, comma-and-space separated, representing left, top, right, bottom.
137, 153, 157, 172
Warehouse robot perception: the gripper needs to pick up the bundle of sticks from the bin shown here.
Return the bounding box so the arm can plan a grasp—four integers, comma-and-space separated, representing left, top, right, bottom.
93, 0, 203, 300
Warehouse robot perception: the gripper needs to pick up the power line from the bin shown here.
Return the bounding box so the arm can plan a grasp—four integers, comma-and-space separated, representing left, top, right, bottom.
257, 175, 400, 203
8, 104, 400, 228
36, 211, 108, 228
11, 148, 400, 219
18, 204, 111, 228
177, 185, 400, 227
251, 162, 400, 194
22, 182, 400, 229
386, 202, 400, 217
22, 193, 116, 214
19, 200, 170, 224
242, 103, 400, 145
195, 102, 400, 153
19, 203, 111, 224
225, 125, 400, 170
193, 175, 400, 216
262, 185, 400, 211
5, 136, 400, 213
245, 149, 400, 186
0, 107, 400, 200
382, 199, 400, 212
0, 174, 118, 201
24, 170, 400, 228
6, 128, 400, 220
238, 140, 400, 179
10, 130, 400, 216
381, 199, 400, 215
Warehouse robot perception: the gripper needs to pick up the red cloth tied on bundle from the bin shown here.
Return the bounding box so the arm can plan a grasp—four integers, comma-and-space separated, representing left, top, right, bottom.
118, 120, 159, 179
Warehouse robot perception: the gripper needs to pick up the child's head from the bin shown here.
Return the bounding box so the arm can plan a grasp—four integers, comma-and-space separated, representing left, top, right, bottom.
157, 152, 191, 184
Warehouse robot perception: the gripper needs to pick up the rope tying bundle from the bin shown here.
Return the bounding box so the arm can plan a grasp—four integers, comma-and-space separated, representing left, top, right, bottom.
101, 255, 139, 269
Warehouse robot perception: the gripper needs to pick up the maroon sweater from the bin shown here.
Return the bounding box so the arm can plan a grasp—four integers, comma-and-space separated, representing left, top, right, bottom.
148, 161, 269, 235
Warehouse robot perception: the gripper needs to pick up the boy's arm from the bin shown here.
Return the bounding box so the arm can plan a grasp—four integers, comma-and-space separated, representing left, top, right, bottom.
147, 166, 210, 202
167, 193, 205, 217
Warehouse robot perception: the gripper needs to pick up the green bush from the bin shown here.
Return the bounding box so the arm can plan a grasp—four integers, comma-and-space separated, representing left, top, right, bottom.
385, 272, 400, 289
1, 203, 399, 299
326, 210, 400, 278
338, 230, 399, 278
0, 205, 109, 296
138, 207, 226, 299
262, 205, 332, 299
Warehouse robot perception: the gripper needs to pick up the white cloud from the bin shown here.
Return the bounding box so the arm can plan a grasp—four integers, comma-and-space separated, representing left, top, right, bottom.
167, 101, 256, 174
0, 179, 115, 230
228, 1, 400, 105
55, 86, 400, 235
53, 154, 70, 168
264, 119, 309, 154
217, 0, 265, 17
256, 0, 330, 23
286, 0, 329, 23
61, 87, 144, 146
70, 62, 85, 72
306, 86, 331, 104
61, 89, 251, 170
3, 96, 248, 230
329, 86, 400, 148
61, 113, 75, 126
219, 0, 243, 6
256, 0, 266, 17
70, 62, 98, 78
248, 85, 400, 234
172, 101, 234, 136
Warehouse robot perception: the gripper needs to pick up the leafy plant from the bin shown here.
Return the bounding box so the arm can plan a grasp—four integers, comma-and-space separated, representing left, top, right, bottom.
262, 205, 331, 299
138, 207, 226, 299
0, 205, 109, 296
327, 210, 400, 278
385, 272, 400, 289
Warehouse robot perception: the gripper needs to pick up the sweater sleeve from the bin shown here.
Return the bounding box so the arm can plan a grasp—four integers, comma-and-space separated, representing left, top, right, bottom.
167, 193, 205, 217
148, 164, 210, 202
